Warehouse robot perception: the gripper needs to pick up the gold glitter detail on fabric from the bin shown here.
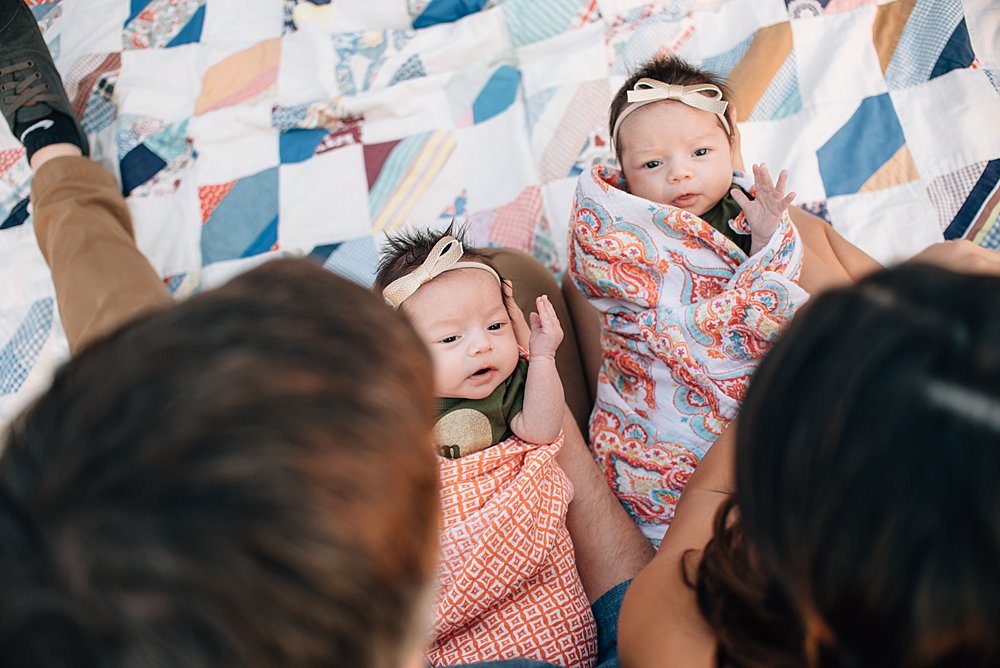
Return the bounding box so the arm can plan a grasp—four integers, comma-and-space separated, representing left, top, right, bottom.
434, 408, 493, 458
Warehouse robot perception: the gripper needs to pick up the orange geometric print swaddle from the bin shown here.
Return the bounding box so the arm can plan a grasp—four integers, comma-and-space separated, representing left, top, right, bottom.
427, 432, 597, 668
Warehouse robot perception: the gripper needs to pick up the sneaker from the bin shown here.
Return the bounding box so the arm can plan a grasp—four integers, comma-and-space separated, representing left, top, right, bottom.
0, 0, 89, 157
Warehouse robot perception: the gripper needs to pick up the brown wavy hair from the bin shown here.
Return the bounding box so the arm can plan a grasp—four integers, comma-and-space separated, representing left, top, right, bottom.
0, 259, 439, 668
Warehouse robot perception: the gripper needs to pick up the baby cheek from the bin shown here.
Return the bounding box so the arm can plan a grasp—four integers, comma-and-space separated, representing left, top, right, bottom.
430, 349, 458, 393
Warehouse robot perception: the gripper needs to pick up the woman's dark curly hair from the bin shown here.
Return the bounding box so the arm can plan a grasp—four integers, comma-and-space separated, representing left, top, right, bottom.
695, 264, 1000, 668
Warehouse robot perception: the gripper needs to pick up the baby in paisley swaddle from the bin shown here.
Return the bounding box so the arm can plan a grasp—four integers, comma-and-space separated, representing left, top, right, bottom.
569, 55, 811, 543
376, 229, 597, 668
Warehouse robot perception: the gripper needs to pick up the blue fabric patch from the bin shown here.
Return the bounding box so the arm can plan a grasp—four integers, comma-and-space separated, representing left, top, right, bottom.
0, 298, 53, 396
388, 54, 427, 86
323, 236, 379, 287
279, 128, 328, 164
309, 242, 342, 263
127, 0, 154, 25
930, 17, 974, 80
944, 159, 1000, 239
201, 167, 279, 265
817, 93, 905, 198
29, 2, 60, 20
413, 0, 489, 29
243, 216, 279, 257
1, 198, 30, 230
120, 144, 168, 196
82, 86, 117, 135
884, 0, 963, 90
166, 3, 206, 47
472, 65, 521, 124
702, 33, 753, 80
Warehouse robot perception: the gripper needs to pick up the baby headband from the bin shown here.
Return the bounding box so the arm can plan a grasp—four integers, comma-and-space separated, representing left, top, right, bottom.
382, 235, 501, 309
611, 78, 731, 150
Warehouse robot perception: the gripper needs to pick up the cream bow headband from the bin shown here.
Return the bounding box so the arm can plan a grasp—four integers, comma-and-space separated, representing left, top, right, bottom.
382, 235, 501, 309
611, 78, 730, 150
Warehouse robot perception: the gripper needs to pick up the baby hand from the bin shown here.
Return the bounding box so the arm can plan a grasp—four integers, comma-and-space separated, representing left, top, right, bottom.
528, 295, 563, 360
731, 163, 795, 254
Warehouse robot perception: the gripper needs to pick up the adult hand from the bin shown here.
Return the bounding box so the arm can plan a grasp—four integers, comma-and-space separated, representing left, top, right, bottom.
907, 239, 1000, 275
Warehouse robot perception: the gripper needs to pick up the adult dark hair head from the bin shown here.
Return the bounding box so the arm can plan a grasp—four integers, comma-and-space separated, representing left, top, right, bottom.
609, 54, 736, 158
697, 264, 1000, 667
375, 223, 513, 311
0, 259, 439, 668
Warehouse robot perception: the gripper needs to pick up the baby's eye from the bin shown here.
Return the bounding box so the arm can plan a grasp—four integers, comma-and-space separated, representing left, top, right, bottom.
693, 148, 708, 157
487, 321, 505, 331
643, 160, 661, 169
439, 335, 458, 344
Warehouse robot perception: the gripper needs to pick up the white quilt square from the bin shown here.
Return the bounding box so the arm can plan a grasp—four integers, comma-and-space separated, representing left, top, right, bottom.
891, 69, 1000, 180
188, 102, 280, 183
792, 7, 887, 110
279, 144, 371, 249
455, 104, 537, 211
119, 45, 204, 121
517, 22, 606, 97
55, 0, 129, 69
200, 0, 283, 46
826, 181, 942, 263
127, 179, 203, 276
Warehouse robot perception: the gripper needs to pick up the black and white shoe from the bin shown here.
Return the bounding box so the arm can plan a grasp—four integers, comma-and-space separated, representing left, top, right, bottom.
0, 0, 89, 158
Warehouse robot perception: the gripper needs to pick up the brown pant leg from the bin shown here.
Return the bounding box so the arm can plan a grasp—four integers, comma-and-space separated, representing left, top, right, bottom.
484, 248, 592, 436
31, 156, 172, 354
561, 272, 601, 407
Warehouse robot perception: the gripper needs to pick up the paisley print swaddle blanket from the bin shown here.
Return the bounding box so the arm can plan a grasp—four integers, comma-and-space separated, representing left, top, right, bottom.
569, 165, 808, 542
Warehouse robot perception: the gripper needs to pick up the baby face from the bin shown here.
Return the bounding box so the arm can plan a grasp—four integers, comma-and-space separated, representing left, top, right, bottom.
401, 267, 519, 400
618, 100, 734, 217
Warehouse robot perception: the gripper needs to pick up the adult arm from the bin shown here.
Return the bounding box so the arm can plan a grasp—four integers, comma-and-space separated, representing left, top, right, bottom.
907, 239, 1000, 275
790, 207, 882, 295
618, 425, 736, 668
558, 407, 654, 602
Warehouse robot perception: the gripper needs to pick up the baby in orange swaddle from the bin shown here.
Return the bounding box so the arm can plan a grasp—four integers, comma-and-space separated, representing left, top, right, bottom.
376, 229, 596, 668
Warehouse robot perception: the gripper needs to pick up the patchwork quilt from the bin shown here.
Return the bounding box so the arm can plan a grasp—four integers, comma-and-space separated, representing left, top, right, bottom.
2, 0, 999, 425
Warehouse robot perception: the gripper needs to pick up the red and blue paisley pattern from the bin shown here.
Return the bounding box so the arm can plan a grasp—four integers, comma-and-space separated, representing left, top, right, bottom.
570, 165, 808, 542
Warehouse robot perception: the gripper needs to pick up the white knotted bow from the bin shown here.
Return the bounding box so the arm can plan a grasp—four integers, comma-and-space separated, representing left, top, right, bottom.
611, 78, 731, 150
382, 235, 501, 309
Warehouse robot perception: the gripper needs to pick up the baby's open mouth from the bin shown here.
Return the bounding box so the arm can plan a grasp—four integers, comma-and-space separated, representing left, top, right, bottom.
471, 367, 492, 376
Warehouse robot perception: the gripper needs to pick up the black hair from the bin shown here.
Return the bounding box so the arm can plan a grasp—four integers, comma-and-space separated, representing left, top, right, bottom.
610, 54, 735, 157
697, 264, 1000, 667
375, 223, 513, 311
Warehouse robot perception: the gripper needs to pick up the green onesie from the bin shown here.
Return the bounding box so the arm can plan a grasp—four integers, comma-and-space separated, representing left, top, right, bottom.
435, 358, 528, 459
700, 183, 754, 256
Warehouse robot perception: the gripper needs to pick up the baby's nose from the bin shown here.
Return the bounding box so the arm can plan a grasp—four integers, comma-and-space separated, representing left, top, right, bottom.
469, 333, 492, 354
668, 162, 691, 182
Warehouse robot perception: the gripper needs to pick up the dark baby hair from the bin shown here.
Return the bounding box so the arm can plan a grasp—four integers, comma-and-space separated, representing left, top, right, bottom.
609, 54, 735, 158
